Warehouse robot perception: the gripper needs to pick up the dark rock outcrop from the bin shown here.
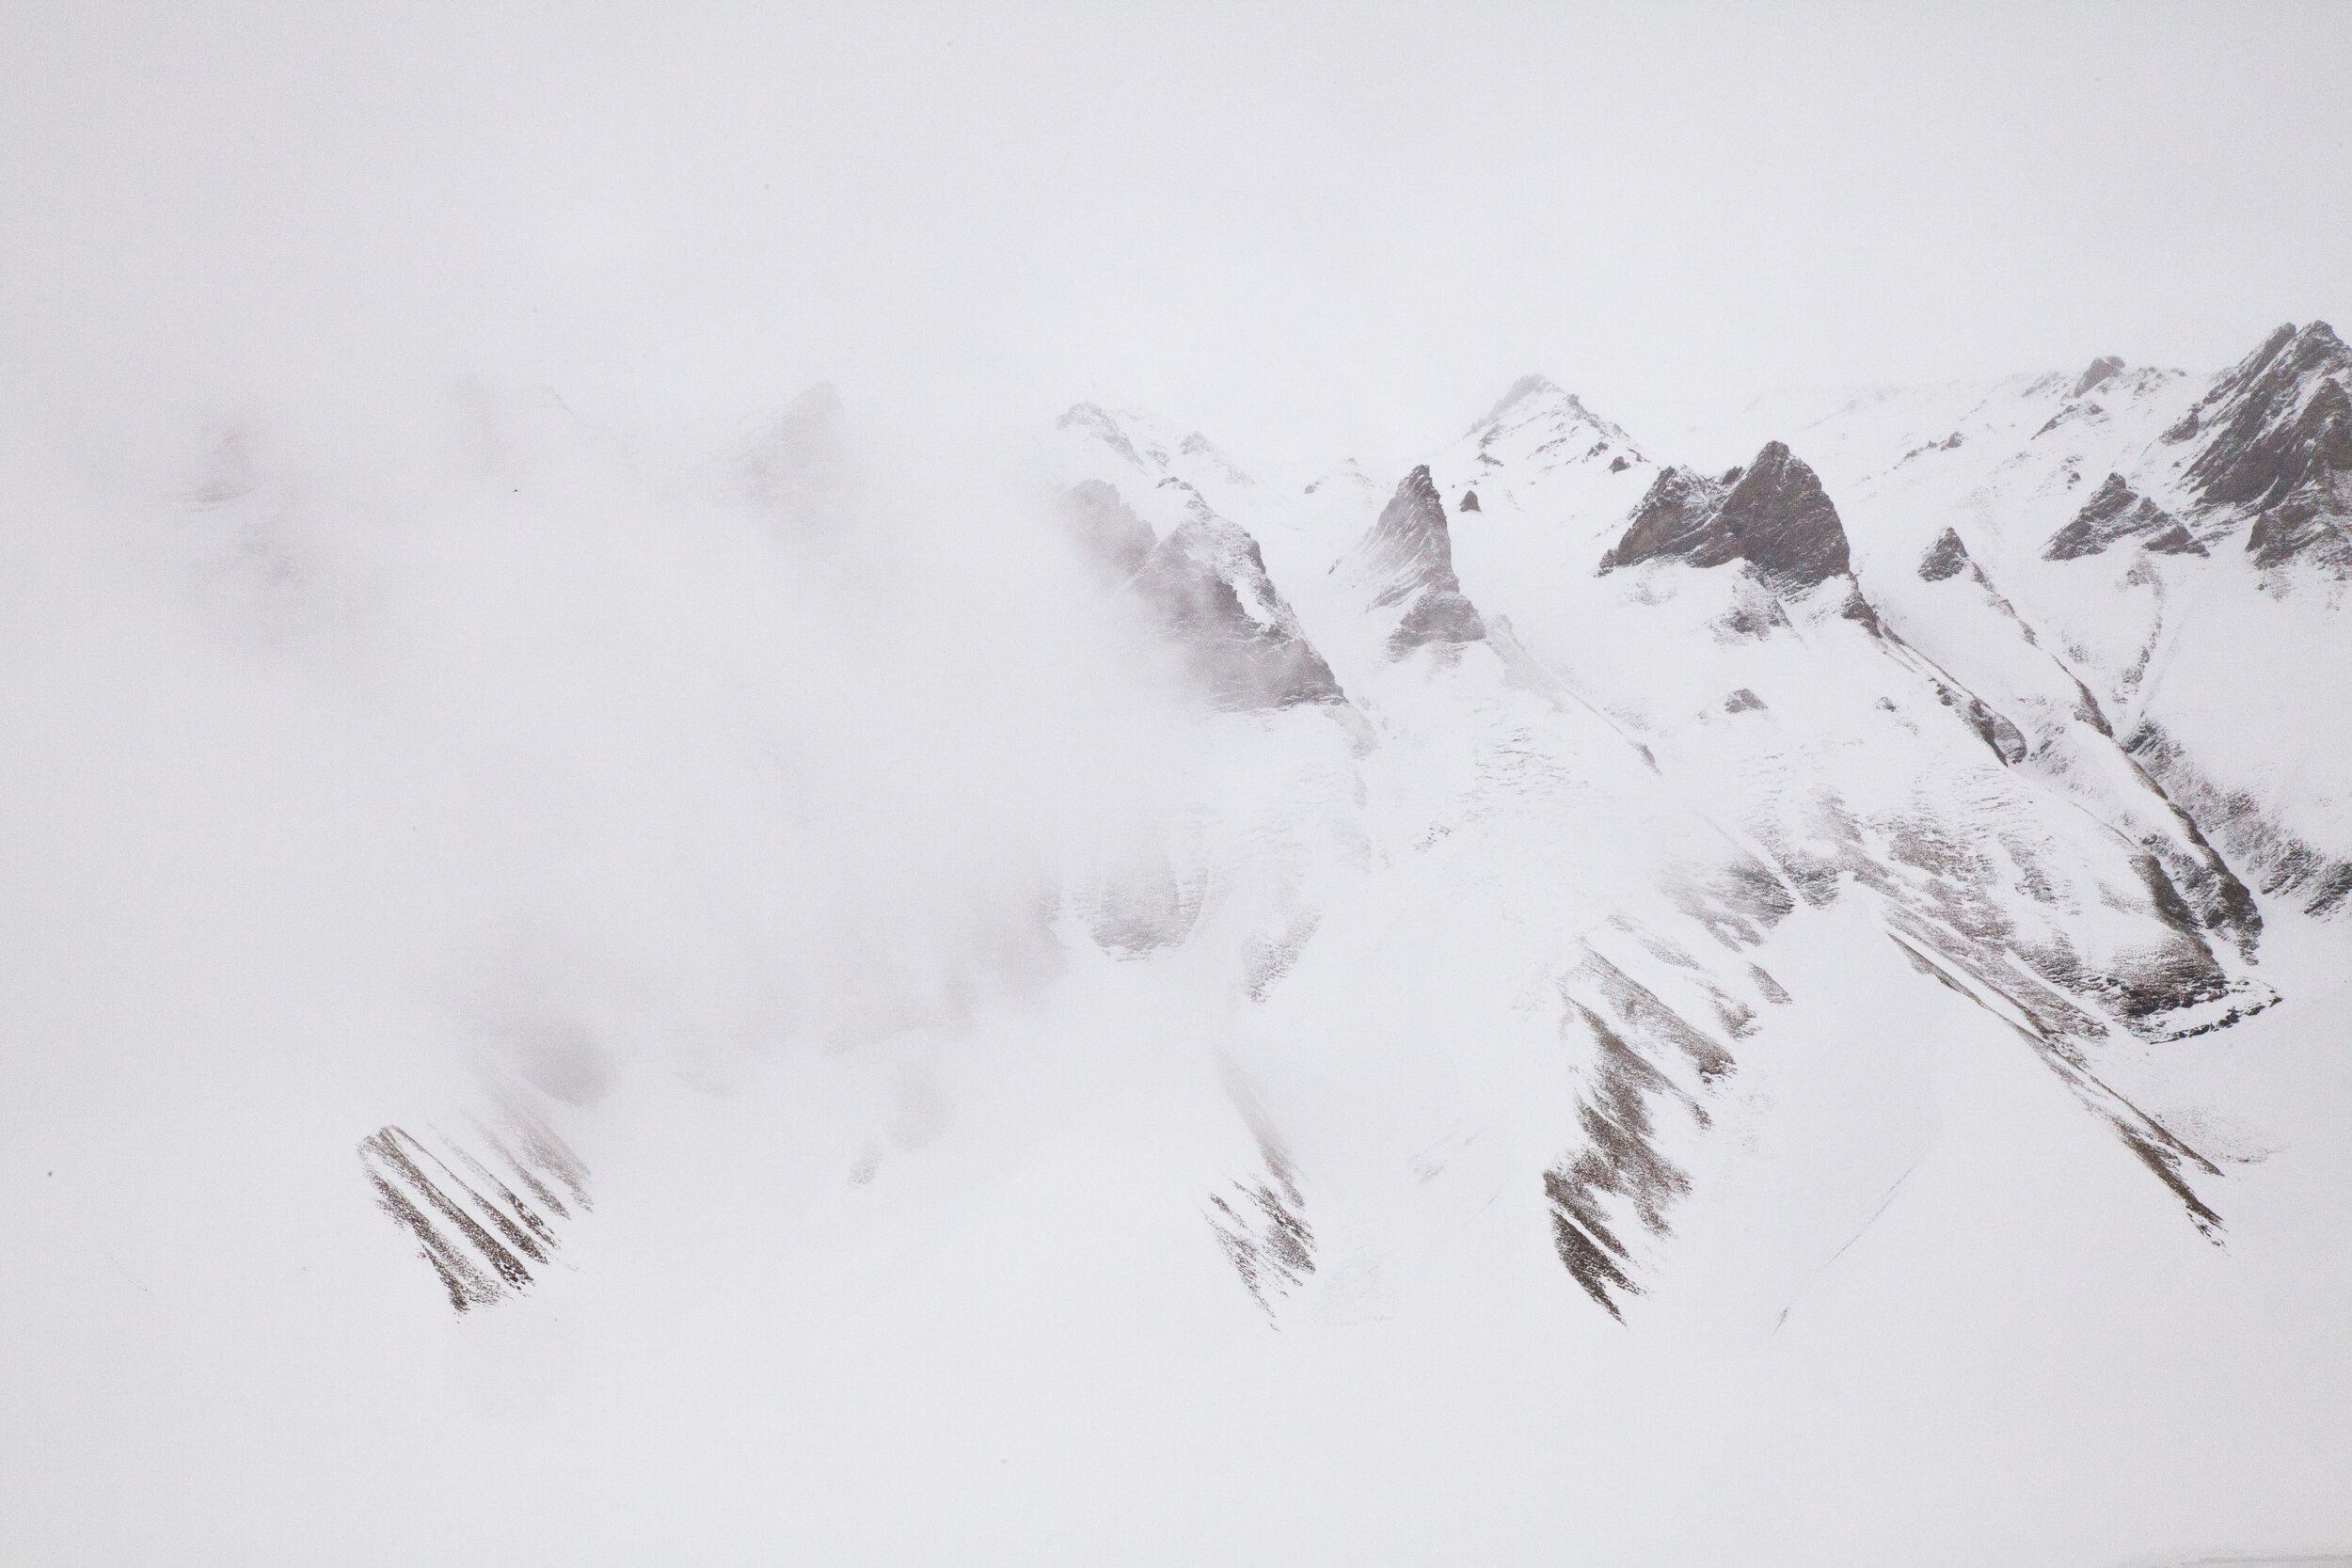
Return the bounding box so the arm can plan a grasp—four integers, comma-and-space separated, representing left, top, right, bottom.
1544, 945, 1738, 1320
2044, 473, 2184, 561
2128, 720, 2352, 919
1919, 527, 1973, 581
1354, 467, 1487, 657
361, 1098, 591, 1314
2245, 501, 2352, 572
1133, 515, 1347, 710
1602, 441, 1851, 589
2073, 355, 2126, 398
2178, 322, 2352, 573
1924, 673, 2030, 764
1458, 488, 1481, 512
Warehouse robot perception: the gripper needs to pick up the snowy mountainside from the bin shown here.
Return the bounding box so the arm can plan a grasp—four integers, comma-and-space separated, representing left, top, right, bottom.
1721, 324, 2352, 918
335, 359, 2342, 1328
240, 349, 2338, 1338
11, 349, 2352, 1567
1035, 388, 2273, 1327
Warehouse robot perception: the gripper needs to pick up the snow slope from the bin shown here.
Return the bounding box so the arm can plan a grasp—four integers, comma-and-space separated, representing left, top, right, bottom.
5, 354, 2350, 1568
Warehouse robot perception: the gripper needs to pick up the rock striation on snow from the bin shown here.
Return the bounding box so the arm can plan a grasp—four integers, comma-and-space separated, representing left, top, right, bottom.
359, 1095, 592, 1313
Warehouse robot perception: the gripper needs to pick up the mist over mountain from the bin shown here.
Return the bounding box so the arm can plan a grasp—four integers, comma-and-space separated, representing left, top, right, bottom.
10, 319, 2352, 1568
9, 8, 2352, 1567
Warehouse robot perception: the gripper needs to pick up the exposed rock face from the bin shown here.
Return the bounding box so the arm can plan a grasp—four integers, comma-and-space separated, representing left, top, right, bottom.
1048, 404, 1352, 707
1919, 526, 1973, 581
1458, 488, 1481, 512
1132, 513, 1346, 710
360, 1097, 592, 1313
1055, 401, 1147, 468
1607, 467, 1725, 567
2073, 355, 2126, 397
1929, 673, 2030, 764
2044, 473, 2184, 561
1543, 942, 1740, 1320
2176, 321, 2352, 573
1603, 441, 1852, 589
2128, 720, 2352, 919
1354, 466, 1487, 657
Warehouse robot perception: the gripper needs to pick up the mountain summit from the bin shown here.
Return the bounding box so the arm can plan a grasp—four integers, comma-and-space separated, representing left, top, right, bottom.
1349, 466, 1486, 657
1602, 441, 1852, 588
2172, 321, 2352, 573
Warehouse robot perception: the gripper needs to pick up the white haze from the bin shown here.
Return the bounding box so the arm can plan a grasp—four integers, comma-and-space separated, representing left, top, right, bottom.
7, 6, 2352, 1567
8, 4, 2351, 468
4, 380, 1190, 1101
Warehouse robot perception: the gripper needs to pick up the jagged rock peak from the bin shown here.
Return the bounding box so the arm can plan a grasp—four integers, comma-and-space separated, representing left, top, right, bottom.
2073, 356, 2126, 398
1134, 512, 1346, 710
1717, 444, 1853, 585
1919, 527, 1973, 581
2177, 320, 2352, 574
2044, 473, 2185, 562
2196, 321, 2347, 419
2242, 319, 2340, 376
1603, 441, 1851, 589
1354, 467, 1486, 656
1359, 467, 1459, 609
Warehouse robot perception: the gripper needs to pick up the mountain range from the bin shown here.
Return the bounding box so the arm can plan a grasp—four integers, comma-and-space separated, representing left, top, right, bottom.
351, 323, 2352, 1329
14, 322, 2351, 1567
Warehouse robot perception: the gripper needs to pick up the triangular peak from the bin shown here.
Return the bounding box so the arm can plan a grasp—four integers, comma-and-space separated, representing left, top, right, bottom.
1603, 440, 1851, 591
2073, 356, 2126, 398
1469, 372, 1629, 443
1347, 466, 1486, 657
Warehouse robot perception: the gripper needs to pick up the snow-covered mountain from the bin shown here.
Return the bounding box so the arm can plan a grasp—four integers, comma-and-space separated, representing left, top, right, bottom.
11, 327, 2352, 1567
1023, 348, 2328, 1323
1722, 323, 2352, 921
342, 322, 2349, 1376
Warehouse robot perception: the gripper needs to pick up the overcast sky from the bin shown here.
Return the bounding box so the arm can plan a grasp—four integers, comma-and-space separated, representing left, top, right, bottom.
8, 1, 2350, 476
